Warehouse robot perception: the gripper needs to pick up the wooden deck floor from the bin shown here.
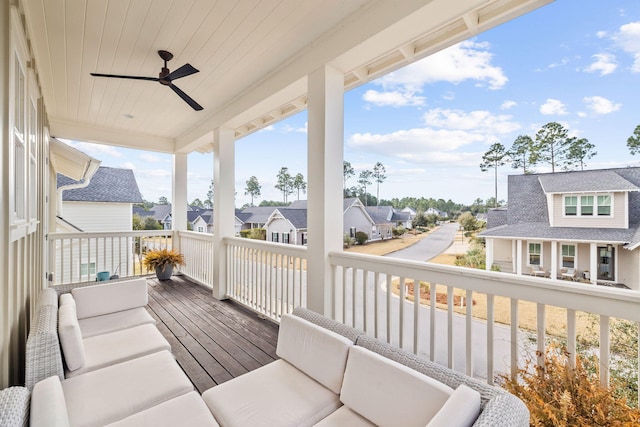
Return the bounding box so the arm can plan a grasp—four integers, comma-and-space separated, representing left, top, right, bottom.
145, 275, 279, 393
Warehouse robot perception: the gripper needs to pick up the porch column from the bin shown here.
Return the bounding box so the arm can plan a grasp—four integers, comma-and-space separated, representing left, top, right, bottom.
307, 65, 344, 316
212, 127, 235, 300
550, 241, 558, 279
590, 243, 598, 284
516, 239, 523, 275
485, 238, 494, 271
172, 153, 188, 232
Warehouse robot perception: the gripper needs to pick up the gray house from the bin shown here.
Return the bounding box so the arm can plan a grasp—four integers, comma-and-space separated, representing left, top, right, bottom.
481, 167, 640, 289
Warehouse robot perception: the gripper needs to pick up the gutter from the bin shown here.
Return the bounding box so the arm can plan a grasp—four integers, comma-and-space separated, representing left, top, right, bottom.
56, 157, 101, 217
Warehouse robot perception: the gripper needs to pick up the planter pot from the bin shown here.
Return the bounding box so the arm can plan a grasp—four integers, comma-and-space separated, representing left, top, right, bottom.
155, 264, 174, 280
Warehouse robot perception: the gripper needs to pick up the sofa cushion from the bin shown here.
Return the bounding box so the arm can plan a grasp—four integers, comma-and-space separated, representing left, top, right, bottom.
277, 314, 352, 394
65, 323, 171, 378
62, 350, 193, 427
57, 304, 86, 371
30, 376, 71, 427
78, 307, 156, 338
202, 359, 342, 427
341, 346, 453, 427
426, 384, 481, 427
105, 392, 220, 427
72, 279, 148, 319
313, 406, 375, 427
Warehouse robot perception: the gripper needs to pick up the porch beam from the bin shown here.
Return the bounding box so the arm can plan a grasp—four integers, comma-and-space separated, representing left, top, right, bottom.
212, 127, 235, 300
590, 243, 598, 284
550, 241, 558, 279
307, 65, 344, 316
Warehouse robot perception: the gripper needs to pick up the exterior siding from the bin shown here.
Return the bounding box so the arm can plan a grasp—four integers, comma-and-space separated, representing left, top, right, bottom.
267, 217, 300, 244
343, 206, 374, 239
62, 202, 133, 232
1, 2, 48, 387
551, 192, 627, 229
617, 248, 638, 291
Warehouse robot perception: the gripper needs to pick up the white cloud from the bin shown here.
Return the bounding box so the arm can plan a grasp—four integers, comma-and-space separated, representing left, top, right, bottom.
372, 40, 507, 92
62, 140, 124, 158
120, 162, 136, 170
539, 98, 568, 115
139, 153, 163, 163
442, 91, 455, 101
422, 108, 520, 134
583, 53, 617, 75
501, 100, 517, 110
596, 31, 608, 38
281, 122, 307, 133
347, 108, 520, 167
547, 57, 570, 69
362, 89, 425, 107
583, 95, 621, 114
614, 21, 640, 72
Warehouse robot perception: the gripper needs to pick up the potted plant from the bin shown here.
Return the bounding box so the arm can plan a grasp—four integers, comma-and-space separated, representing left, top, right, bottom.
143, 248, 185, 280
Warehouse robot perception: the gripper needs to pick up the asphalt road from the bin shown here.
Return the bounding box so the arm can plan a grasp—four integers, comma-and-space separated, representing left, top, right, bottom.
385, 222, 460, 262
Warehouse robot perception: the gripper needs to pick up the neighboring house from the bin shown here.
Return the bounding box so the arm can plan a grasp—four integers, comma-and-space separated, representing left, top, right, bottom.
365, 205, 413, 230
57, 166, 143, 282
265, 209, 308, 245
481, 168, 640, 290
240, 206, 287, 230
402, 207, 417, 220
425, 207, 448, 218
343, 198, 380, 241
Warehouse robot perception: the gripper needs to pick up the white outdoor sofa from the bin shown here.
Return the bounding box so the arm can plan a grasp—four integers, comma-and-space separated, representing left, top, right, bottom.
7, 279, 528, 427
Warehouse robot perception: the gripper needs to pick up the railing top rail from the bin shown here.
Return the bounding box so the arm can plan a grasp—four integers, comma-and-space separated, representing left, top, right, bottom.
329, 250, 640, 322
177, 230, 215, 242
49, 230, 174, 239
224, 236, 308, 257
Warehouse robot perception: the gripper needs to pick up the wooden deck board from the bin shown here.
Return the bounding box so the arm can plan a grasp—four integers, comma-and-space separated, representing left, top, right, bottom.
145, 276, 279, 393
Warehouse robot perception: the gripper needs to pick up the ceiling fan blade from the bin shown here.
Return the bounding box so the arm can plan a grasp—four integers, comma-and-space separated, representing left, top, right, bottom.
90, 73, 159, 81
166, 63, 199, 81
169, 84, 203, 111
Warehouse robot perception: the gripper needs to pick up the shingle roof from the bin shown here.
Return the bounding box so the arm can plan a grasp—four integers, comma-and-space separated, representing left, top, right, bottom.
241, 206, 283, 224
275, 209, 308, 229
539, 170, 639, 194
58, 167, 143, 203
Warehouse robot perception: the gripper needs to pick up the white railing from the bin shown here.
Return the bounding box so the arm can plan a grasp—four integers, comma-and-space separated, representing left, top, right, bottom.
48, 230, 173, 285
224, 237, 307, 322
176, 230, 215, 288
329, 250, 640, 397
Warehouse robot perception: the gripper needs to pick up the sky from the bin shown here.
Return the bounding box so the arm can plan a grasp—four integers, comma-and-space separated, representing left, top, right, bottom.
64, 0, 640, 208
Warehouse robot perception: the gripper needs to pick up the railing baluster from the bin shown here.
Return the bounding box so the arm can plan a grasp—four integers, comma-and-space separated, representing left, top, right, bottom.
363, 269, 369, 334
351, 268, 357, 328
487, 294, 495, 385
536, 303, 545, 368
386, 273, 391, 344
414, 278, 420, 355
399, 277, 405, 349
510, 298, 519, 379
466, 289, 474, 377
567, 309, 576, 369
600, 315, 610, 387
429, 282, 436, 362
447, 285, 453, 368
374, 272, 380, 339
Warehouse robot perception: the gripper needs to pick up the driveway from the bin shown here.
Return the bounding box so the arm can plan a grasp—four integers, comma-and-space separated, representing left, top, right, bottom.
385, 222, 460, 262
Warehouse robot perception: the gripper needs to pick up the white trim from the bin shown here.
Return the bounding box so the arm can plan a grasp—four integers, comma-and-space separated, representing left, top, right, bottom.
562, 192, 613, 218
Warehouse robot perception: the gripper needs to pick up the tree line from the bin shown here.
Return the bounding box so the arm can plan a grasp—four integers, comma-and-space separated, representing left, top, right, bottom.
480, 121, 599, 207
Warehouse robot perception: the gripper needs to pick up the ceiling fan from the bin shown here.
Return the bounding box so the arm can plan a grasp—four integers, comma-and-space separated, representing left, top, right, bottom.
90, 50, 203, 111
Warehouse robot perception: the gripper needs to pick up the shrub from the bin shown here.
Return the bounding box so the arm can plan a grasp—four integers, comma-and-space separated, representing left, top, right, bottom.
392, 226, 405, 237
454, 244, 485, 269
249, 228, 266, 240
355, 231, 368, 245
239, 229, 251, 238
343, 234, 355, 248
499, 344, 640, 426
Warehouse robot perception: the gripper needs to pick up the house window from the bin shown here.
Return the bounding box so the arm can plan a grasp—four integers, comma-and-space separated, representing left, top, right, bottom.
528, 243, 541, 265
301, 233, 307, 245
580, 196, 593, 216
271, 232, 279, 242
598, 195, 611, 216
197, 226, 204, 232
80, 262, 96, 277
561, 244, 576, 268
349, 227, 356, 238
564, 196, 577, 216
282, 233, 290, 244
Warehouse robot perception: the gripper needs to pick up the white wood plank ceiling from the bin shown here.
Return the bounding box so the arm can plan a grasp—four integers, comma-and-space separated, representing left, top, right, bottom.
21, 0, 552, 153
